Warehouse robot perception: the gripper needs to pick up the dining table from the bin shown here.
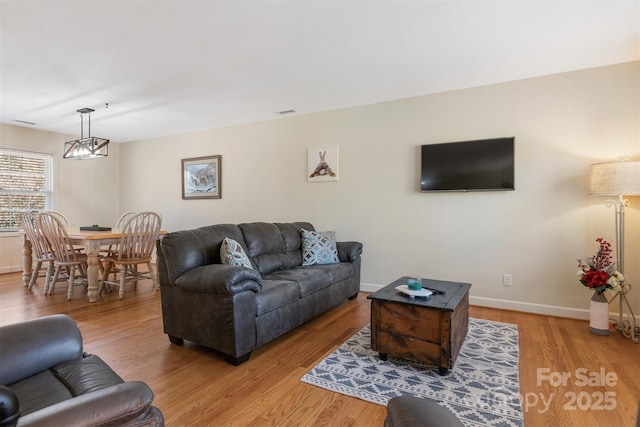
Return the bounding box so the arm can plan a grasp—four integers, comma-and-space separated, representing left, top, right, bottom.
21, 227, 166, 303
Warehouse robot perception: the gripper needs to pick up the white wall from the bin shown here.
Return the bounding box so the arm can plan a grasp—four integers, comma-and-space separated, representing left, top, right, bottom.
0, 124, 120, 272
119, 62, 640, 318
3, 62, 638, 318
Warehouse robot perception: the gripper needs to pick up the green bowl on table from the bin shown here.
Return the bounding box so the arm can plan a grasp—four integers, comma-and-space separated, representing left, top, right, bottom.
407, 278, 422, 291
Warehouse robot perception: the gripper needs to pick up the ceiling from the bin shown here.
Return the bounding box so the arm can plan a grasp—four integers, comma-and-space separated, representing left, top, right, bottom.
1, 1, 638, 143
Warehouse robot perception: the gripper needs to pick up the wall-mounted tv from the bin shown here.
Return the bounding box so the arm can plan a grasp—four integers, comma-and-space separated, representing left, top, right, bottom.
420, 137, 515, 192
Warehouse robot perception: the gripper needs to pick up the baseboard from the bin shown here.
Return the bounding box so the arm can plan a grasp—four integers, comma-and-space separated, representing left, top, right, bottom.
0, 265, 22, 274
359, 282, 628, 321
469, 296, 590, 320
360, 282, 384, 293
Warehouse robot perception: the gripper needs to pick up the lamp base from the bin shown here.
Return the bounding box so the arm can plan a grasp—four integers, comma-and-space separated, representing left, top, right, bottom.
610, 284, 638, 344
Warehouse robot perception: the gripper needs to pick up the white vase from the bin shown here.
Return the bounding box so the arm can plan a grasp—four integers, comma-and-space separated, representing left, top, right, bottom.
589, 292, 610, 335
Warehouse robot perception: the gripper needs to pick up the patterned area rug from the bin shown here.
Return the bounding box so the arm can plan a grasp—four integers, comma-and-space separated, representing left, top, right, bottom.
301, 318, 523, 427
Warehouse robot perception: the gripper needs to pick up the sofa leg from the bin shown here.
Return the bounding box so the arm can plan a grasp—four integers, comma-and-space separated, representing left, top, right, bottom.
168, 335, 184, 345
349, 292, 358, 300
224, 352, 251, 366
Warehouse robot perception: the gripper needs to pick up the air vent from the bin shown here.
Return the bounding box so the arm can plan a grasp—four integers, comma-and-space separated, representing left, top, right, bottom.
12, 119, 36, 125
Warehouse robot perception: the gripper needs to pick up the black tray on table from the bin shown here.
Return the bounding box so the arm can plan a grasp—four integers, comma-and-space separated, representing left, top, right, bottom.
80, 226, 112, 231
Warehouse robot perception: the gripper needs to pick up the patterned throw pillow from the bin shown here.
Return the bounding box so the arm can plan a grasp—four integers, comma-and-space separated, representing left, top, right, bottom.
301, 229, 339, 266
220, 237, 253, 269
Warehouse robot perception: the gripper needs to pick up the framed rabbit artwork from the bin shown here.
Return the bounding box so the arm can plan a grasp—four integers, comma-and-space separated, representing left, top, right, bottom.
307, 147, 338, 182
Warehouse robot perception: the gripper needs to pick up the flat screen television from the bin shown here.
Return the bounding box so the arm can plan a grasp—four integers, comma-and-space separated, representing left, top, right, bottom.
420, 137, 515, 192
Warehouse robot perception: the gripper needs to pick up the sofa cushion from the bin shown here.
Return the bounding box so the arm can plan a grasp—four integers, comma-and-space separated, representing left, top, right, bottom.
255, 280, 300, 316
304, 262, 353, 284
240, 222, 286, 257
301, 229, 339, 266
220, 238, 253, 269
265, 268, 334, 298
11, 355, 126, 417
275, 222, 314, 269
53, 355, 124, 396
9, 370, 73, 416
275, 222, 314, 252
239, 223, 287, 275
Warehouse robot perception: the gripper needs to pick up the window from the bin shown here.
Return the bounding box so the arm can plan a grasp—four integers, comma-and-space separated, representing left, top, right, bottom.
0, 149, 52, 231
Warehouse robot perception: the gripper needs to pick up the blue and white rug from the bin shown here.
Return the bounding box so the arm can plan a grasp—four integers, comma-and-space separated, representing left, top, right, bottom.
301, 318, 523, 427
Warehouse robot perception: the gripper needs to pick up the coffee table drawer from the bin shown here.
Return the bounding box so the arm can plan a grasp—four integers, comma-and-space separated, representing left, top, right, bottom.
378, 331, 440, 365
379, 302, 441, 342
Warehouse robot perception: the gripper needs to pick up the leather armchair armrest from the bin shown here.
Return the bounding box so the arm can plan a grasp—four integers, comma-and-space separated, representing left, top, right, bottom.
0, 385, 20, 427
18, 381, 160, 427
337, 241, 363, 262
174, 264, 263, 295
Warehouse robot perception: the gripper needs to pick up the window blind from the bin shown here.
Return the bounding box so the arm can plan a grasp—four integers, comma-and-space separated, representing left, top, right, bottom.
0, 149, 53, 231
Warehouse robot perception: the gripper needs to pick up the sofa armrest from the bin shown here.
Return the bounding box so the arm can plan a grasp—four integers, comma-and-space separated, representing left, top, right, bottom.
337, 241, 363, 262
0, 314, 83, 386
17, 381, 162, 427
174, 264, 263, 295
0, 385, 20, 427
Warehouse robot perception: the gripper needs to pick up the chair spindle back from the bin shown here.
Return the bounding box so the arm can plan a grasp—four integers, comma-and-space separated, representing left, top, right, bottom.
19, 212, 50, 259
37, 212, 80, 263
117, 212, 162, 261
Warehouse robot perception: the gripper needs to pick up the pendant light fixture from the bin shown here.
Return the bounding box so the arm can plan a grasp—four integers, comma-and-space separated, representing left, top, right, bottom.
63, 108, 109, 159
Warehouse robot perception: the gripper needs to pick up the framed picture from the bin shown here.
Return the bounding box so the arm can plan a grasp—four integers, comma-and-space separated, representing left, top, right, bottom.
182, 155, 221, 199
308, 146, 339, 182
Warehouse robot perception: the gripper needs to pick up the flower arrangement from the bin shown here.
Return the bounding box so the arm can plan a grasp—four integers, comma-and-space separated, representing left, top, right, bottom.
577, 238, 624, 298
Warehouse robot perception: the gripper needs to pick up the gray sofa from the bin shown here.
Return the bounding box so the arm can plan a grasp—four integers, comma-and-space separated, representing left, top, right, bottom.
0, 314, 164, 427
156, 221, 363, 365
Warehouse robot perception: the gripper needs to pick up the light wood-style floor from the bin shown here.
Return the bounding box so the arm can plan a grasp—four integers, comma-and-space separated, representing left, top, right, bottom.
0, 271, 638, 427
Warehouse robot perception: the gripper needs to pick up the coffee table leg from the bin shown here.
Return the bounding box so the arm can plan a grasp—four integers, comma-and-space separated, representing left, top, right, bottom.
438, 367, 449, 376
379, 353, 387, 361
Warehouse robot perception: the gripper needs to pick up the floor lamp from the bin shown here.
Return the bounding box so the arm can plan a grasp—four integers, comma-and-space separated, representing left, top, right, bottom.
589, 160, 640, 343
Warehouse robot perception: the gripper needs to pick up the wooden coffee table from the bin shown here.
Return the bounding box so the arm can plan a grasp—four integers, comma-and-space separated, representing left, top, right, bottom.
367, 277, 471, 375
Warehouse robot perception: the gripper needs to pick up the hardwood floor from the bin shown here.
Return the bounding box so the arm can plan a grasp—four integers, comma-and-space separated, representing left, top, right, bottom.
1, 271, 638, 427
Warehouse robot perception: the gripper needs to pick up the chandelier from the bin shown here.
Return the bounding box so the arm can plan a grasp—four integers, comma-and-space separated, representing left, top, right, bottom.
63, 108, 109, 159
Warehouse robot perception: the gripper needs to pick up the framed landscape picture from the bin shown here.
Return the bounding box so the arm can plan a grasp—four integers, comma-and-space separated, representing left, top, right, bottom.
182, 155, 221, 199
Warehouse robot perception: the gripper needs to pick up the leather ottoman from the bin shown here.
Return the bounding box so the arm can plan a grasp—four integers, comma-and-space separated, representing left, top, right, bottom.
384, 396, 464, 427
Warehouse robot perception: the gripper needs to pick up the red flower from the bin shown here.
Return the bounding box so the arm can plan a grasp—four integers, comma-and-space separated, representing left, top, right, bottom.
577, 238, 621, 295
591, 237, 613, 271
582, 269, 608, 288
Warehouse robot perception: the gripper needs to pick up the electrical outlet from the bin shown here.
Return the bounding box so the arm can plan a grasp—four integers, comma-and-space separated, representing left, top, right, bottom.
503, 274, 512, 287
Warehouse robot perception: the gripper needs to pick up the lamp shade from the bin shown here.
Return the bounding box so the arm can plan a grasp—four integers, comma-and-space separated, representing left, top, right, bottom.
589, 161, 640, 195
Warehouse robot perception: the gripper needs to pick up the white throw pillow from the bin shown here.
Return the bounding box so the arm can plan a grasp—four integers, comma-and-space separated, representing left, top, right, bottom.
220, 237, 253, 269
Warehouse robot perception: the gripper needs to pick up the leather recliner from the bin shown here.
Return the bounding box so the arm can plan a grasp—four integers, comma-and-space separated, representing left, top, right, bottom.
0, 314, 164, 427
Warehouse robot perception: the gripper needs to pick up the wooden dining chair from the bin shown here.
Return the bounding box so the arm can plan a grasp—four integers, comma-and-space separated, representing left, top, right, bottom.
44, 210, 88, 254
37, 212, 88, 300
19, 212, 55, 291
102, 211, 138, 281
100, 211, 162, 299
116, 211, 137, 229
44, 210, 70, 226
